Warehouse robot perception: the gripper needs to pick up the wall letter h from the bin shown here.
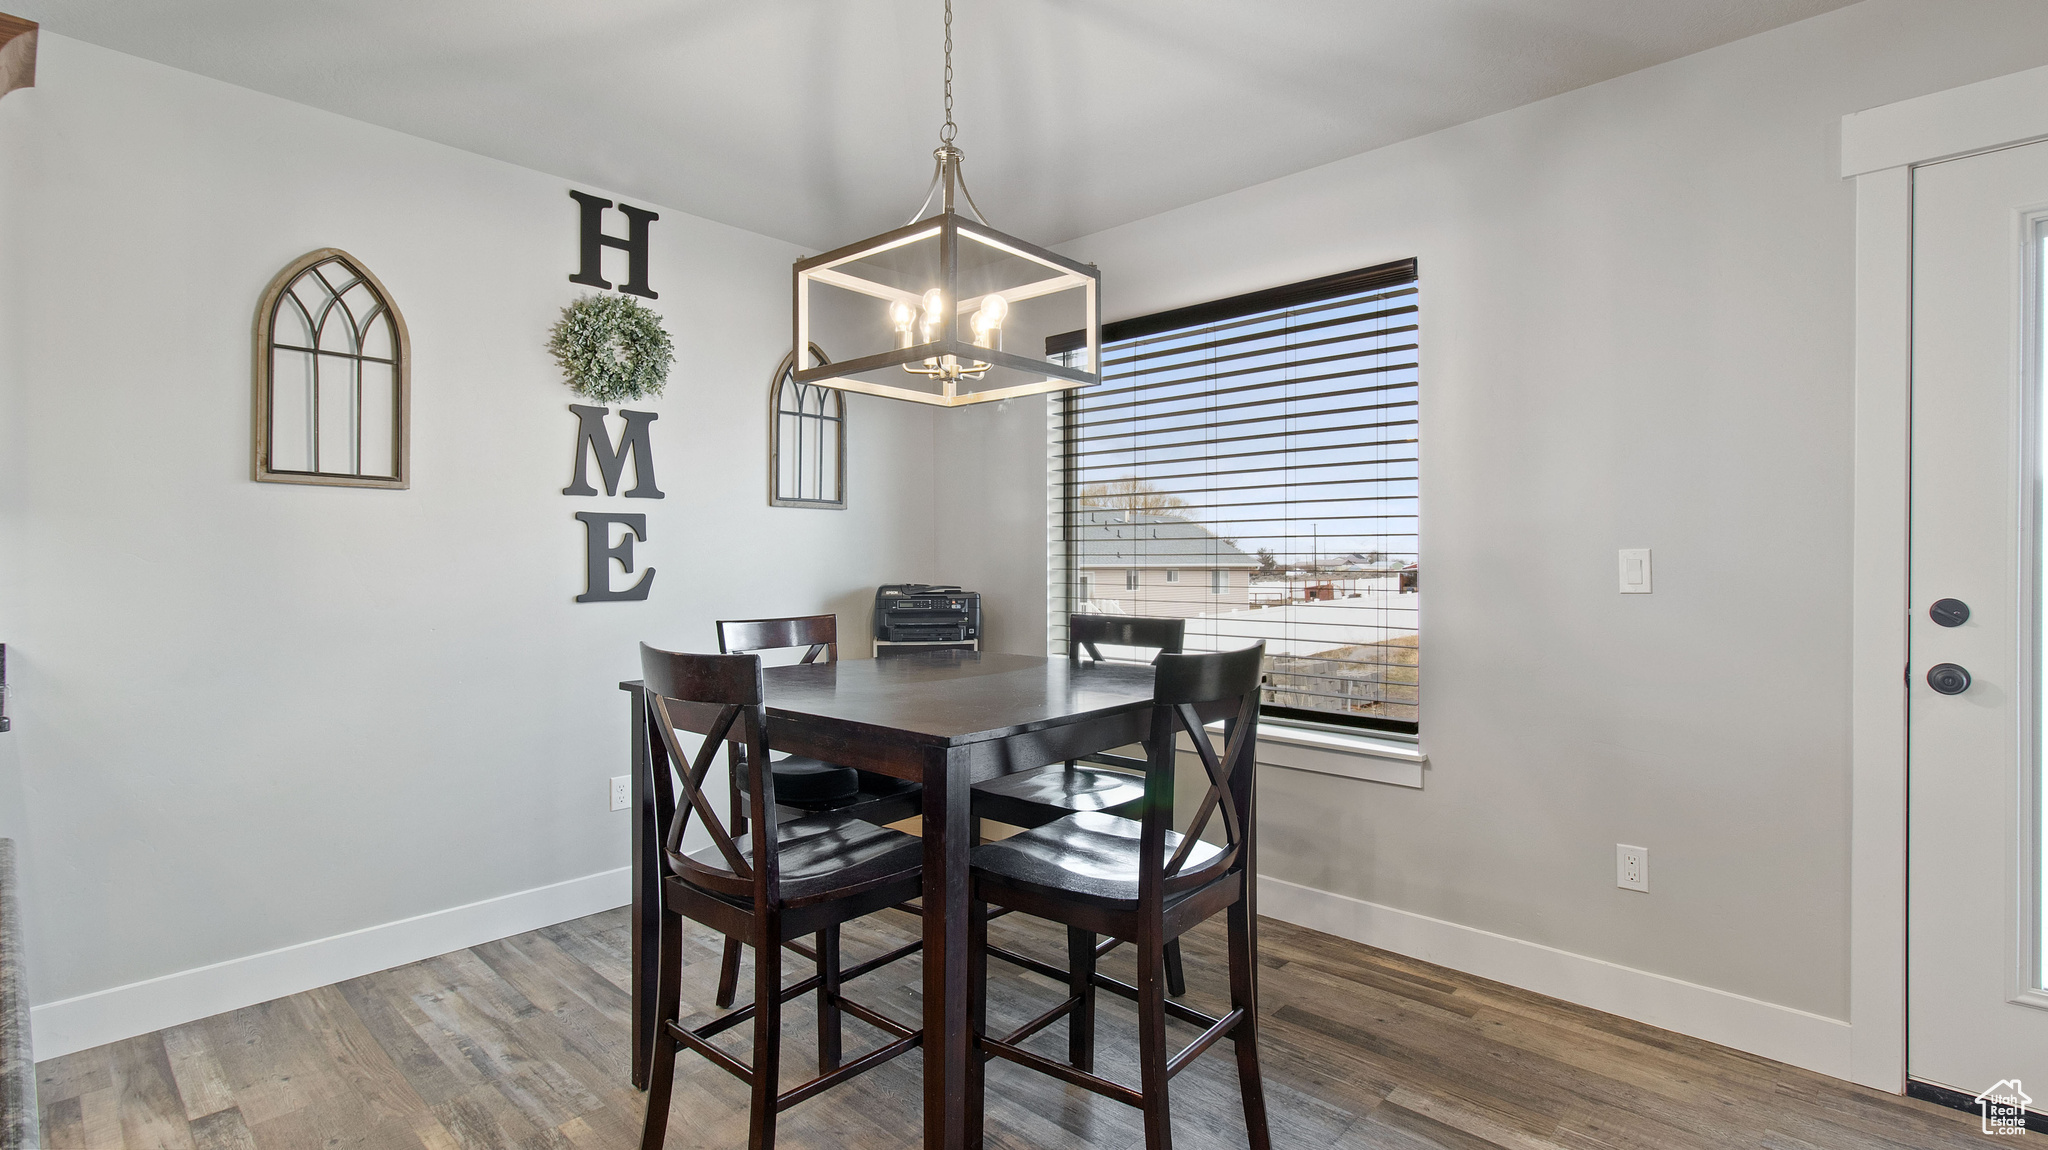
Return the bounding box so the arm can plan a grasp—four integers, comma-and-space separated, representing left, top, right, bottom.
568, 190, 658, 299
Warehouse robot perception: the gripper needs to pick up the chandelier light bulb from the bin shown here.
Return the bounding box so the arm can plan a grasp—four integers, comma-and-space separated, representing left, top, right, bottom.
918, 287, 947, 343
889, 299, 918, 348
972, 293, 1008, 350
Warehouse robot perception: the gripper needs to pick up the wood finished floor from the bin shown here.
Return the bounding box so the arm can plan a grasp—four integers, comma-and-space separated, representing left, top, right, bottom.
35, 907, 2010, 1149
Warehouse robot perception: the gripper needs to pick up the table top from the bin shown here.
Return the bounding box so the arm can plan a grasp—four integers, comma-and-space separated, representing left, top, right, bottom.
627, 650, 1159, 748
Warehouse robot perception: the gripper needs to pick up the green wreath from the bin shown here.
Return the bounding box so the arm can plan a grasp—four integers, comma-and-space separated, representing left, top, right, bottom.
547, 294, 675, 403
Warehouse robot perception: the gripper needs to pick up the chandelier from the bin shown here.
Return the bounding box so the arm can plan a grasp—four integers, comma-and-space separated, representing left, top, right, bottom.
790, 0, 1101, 407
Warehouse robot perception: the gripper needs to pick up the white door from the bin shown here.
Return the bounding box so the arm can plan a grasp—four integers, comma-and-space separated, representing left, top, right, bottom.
1909, 138, 2048, 1112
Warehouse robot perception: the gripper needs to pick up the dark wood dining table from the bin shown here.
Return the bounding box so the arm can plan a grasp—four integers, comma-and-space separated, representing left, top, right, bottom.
620, 649, 1163, 1150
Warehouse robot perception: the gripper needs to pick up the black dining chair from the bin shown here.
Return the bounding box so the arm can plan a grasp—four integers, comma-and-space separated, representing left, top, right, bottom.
636, 644, 924, 1150
972, 613, 1191, 996
712, 614, 924, 1008
967, 643, 1271, 1150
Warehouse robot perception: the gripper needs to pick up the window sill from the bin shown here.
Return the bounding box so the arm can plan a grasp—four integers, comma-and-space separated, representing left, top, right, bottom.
1204, 719, 1425, 789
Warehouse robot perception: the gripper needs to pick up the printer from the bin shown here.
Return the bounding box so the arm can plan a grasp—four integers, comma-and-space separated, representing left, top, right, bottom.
873, 584, 981, 649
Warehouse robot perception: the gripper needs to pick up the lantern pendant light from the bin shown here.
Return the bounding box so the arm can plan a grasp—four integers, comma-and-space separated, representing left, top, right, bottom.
791, 0, 1100, 407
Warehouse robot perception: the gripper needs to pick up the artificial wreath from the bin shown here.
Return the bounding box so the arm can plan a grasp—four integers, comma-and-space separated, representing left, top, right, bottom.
547, 293, 676, 403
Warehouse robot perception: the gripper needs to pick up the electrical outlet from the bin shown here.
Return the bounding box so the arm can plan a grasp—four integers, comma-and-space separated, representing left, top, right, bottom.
610, 775, 630, 812
1616, 844, 1649, 892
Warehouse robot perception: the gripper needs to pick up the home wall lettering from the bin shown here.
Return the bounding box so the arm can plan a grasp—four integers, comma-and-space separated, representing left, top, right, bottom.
559, 188, 672, 603
567, 190, 658, 299
573, 512, 652, 603
564, 404, 663, 498
565, 406, 660, 602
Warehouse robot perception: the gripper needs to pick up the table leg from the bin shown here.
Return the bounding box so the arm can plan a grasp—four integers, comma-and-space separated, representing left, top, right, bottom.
923, 744, 973, 1149
628, 685, 656, 1090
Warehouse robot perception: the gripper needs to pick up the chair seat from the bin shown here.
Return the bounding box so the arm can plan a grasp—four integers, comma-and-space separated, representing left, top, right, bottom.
971, 810, 1226, 908
737, 754, 861, 806
972, 763, 1145, 823
677, 809, 923, 905
855, 770, 921, 799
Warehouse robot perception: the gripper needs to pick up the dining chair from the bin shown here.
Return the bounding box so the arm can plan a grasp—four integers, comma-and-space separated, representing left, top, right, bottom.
712, 614, 923, 1008
636, 644, 924, 1150
966, 643, 1271, 1150
972, 613, 1191, 996
716, 615, 860, 812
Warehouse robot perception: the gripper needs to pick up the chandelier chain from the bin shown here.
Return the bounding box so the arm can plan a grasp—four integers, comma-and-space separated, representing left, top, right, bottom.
941, 0, 956, 144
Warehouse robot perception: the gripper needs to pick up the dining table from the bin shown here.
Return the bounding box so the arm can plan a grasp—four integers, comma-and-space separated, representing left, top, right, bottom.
619, 647, 1175, 1150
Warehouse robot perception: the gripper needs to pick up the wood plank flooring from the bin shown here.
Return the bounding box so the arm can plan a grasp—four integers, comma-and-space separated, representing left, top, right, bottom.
36, 907, 2008, 1148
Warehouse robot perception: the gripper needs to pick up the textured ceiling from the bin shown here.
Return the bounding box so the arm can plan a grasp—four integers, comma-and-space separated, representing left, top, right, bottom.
14, 0, 1859, 249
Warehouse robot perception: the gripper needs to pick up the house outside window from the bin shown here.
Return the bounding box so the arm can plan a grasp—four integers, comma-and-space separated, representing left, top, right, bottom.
1050, 259, 1420, 733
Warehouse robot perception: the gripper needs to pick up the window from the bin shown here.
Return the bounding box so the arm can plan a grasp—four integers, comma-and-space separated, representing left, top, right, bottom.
1126, 569, 1140, 591
770, 343, 846, 508
254, 249, 409, 488
1166, 569, 1180, 583
1051, 259, 1419, 733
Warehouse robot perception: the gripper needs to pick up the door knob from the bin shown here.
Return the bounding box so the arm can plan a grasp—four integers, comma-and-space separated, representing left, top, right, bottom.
1926, 663, 1972, 695
1930, 598, 1970, 627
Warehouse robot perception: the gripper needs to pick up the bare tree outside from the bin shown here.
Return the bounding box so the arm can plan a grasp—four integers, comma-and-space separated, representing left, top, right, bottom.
1077, 477, 1191, 517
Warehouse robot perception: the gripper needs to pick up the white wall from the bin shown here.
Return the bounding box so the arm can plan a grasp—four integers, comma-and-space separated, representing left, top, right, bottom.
0, 35, 936, 1056
947, 0, 2048, 1036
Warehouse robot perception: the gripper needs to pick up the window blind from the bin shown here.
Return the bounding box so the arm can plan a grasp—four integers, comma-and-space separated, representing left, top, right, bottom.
1049, 259, 1420, 732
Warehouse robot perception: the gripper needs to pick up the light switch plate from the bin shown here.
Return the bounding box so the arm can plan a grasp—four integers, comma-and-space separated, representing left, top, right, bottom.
1619, 548, 1652, 594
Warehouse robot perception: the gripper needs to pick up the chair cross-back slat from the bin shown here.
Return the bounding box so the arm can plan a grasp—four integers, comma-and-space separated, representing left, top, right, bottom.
648, 697, 754, 880
1147, 644, 1265, 895
640, 644, 775, 888
1162, 691, 1258, 884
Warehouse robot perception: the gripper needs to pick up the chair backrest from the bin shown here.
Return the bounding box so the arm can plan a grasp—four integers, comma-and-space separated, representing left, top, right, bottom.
1069, 613, 1185, 666
1139, 643, 1265, 902
638, 643, 780, 905
718, 614, 837, 664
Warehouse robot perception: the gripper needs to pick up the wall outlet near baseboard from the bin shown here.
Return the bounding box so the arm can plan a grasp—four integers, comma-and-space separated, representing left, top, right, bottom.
1617, 844, 1650, 892
610, 775, 630, 812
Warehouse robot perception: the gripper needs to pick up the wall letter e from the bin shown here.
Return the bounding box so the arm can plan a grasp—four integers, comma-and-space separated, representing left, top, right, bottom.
574, 512, 654, 602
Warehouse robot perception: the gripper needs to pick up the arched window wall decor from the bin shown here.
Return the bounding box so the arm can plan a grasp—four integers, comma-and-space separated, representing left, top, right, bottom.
253, 248, 410, 488
770, 343, 846, 509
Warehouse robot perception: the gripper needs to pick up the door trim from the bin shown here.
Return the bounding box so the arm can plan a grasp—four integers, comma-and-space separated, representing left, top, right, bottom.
1847, 63, 2048, 1094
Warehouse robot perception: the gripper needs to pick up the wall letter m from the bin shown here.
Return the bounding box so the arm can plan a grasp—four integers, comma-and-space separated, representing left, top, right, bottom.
564, 404, 664, 498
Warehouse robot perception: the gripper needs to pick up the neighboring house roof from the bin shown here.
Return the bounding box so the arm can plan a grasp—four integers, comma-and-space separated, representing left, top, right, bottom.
1072, 509, 1261, 569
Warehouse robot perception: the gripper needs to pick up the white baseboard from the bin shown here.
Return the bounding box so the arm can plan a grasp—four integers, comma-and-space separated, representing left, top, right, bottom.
31, 867, 1852, 1080
30, 867, 630, 1062
1257, 875, 1854, 1080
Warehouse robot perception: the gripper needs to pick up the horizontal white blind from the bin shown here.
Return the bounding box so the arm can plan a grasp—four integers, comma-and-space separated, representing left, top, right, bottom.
1052, 260, 1419, 731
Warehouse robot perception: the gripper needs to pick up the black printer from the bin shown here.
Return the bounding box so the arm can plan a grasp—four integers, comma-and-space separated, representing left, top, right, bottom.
873, 584, 981, 647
